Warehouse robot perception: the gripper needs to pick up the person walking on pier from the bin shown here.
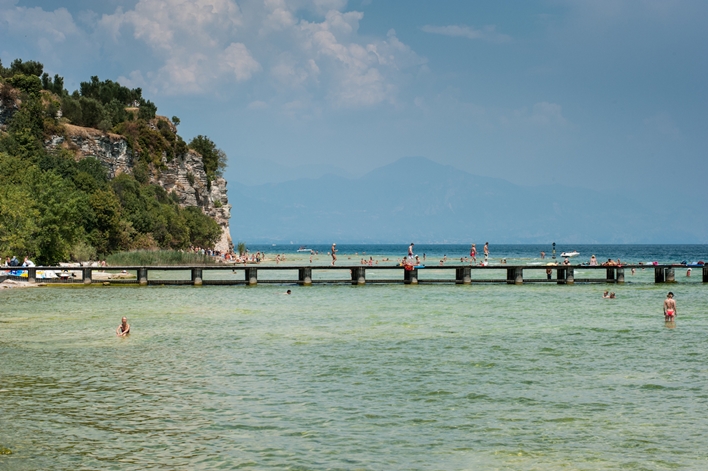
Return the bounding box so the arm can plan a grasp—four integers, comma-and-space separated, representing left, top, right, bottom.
470, 244, 477, 264
664, 292, 677, 321
331, 243, 337, 266
408, 243, 415, 258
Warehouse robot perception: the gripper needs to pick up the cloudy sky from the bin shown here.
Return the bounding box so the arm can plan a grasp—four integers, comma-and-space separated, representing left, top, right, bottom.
1, 0, 707, 194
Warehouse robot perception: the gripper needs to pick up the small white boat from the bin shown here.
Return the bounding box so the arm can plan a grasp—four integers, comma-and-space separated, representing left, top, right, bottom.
296, 246, 311, 253
561, 251, 580, 258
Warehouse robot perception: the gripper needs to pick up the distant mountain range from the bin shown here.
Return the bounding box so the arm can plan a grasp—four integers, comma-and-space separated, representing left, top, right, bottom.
228, 157, 706, 244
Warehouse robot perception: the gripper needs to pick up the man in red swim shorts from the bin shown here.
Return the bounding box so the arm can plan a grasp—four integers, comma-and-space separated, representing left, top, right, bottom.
664, 292, 677, 321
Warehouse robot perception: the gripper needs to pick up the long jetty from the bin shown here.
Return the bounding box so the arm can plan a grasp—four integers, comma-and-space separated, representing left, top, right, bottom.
8, 264, 706, 286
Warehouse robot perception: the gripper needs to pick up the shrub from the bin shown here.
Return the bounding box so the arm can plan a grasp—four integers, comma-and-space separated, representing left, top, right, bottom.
188, 134, 227, 184
70, 241, 97, 262
7, 74, 42, 96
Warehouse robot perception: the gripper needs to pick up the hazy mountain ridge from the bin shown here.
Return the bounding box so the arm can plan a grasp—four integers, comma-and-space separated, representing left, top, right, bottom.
230, 157, 705, 244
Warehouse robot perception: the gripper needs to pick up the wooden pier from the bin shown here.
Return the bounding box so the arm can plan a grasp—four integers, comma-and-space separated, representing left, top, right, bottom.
6, 264, 706, 286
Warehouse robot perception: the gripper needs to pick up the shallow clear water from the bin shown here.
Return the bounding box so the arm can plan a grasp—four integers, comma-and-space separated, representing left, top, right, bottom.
2, 274, 708, 470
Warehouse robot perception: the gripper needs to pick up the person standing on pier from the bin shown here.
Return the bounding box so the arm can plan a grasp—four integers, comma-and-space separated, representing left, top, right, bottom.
483, 242, 489, 260
664, 292, 677, 321
470, 244, 477, 264
331, 243, 337, 266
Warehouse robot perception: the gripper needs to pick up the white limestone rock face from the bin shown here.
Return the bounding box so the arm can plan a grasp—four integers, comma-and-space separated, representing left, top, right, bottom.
0, 85, 20, 129
44, 125, 132, 178
156, 151, 233, 252
44, 125, 233, 251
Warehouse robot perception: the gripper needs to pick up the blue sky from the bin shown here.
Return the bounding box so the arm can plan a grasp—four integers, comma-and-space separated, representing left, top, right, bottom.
1, 0, 707, 195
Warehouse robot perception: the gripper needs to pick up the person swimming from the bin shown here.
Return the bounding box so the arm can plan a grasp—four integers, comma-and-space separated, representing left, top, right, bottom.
116, 317, 130, 337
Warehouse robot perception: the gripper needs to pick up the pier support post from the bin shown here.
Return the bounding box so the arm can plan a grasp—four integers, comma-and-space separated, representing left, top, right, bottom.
514, 267, 523, 285
83, 267, 92, 285
616, 268, 625, 284
298, 267, 312, 286
506, 268, 515, 285
404, 268, 418, 285
27, 267, 36, 283
654, 267, 665, 283
606, 268, 616, 283
557, 267, 566, 284
139, 268, 148, 286
245, 267, 257, 286
566, 268, 574, 285
456, 266, 471, 285
703, 266, 708, 283
191, 268, 203, 286
665, 268, 675, 283
351, 267, 366, 285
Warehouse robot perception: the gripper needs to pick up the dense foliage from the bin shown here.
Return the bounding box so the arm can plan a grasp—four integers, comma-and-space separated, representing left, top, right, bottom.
0, 59, 225, 264
188, 135, 227, 185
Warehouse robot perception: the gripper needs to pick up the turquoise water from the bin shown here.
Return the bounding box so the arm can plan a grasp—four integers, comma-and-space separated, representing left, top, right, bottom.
2, 280, 708, 470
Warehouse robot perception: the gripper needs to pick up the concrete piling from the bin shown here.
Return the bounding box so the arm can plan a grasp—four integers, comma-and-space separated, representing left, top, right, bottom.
298, 267, 312, 286
665, 267, 675, 283
404, 268, 418, 285
566, 268, 574, 285
654, 267, 665, 283
245, 267, 257, 286
191, 268, 203, 286
351, 267, 366, 285
455, 266, 471, 285
616, 268, 625, 284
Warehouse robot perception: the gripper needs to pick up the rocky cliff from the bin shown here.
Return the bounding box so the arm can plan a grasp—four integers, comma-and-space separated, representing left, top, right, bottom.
0, 84, 20, 128
44, 123, 233, 253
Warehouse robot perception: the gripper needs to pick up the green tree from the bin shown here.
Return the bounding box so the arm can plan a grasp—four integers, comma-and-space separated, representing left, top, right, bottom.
33, 172, 86, 264
188, 135, 227, 184
61, 96, 82, 125
183, 206, 222, 248
10, 59, 44, 77
7, 74, 42, 96
137, 100, 157, 121
0, 185, 40, 258
87, 189, 123, 254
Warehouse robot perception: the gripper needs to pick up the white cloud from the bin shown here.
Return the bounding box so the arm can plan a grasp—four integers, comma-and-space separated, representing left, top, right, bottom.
0, 2, 80, 43
95, 0, 257, 93
221, 42, 262, 81
1, 0, 425, 109
296, 13, 425, 107
421, 24, 511, 43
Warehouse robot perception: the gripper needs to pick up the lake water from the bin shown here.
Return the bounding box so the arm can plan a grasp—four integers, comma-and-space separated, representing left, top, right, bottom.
2, 245, 708, 470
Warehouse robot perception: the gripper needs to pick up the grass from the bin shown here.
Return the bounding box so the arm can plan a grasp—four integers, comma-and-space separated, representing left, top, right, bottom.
105, 250, 217, 266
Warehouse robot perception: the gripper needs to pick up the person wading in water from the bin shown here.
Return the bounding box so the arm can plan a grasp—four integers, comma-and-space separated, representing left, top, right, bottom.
116, 317, 130, 337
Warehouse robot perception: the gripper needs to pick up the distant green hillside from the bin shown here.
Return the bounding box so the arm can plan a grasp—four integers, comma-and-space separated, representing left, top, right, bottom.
0, 58, 226, 264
